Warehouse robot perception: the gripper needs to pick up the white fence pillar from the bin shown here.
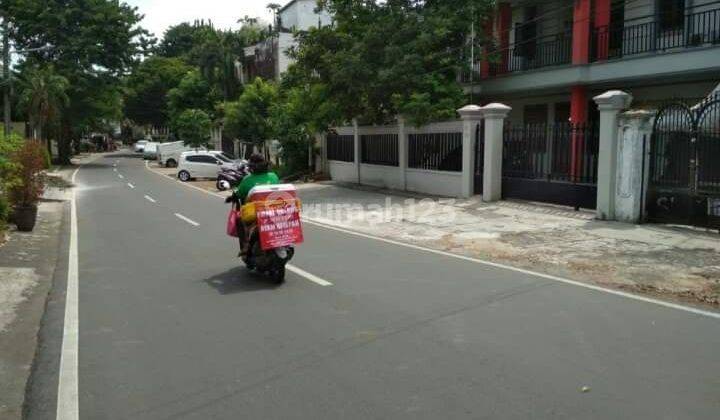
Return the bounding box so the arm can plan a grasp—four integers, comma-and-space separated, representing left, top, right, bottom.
480, 103, 511, 202
615, 110, 654, 223
353, 119, 361, 183
593, 90, 633, 220
397, 116, 408, 190
458, 105, 483, 198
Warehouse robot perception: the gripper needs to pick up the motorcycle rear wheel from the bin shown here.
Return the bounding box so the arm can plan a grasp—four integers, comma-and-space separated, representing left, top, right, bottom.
270, 265, 285, 284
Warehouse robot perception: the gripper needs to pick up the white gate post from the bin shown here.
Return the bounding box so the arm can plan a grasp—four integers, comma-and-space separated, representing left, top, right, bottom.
480, 103, 511, 202
458, 105, 483, 198
397, 116, 408, 191
593, 90, 633, 220
614, 110, 654, 223
353, 118, 361, 184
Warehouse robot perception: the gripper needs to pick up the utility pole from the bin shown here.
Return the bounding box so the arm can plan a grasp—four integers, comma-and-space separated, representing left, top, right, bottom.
2, 18, 11, 135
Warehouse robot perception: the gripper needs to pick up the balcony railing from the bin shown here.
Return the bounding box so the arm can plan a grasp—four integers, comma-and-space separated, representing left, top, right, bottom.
592, 7, 720, 60
465, 6, 720, 82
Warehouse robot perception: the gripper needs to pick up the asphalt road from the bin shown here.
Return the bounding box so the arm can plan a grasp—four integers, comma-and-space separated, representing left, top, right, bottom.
31, 152, 720, 419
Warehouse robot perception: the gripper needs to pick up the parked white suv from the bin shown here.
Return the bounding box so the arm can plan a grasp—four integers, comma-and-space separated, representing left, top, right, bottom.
177, 151, 237, 182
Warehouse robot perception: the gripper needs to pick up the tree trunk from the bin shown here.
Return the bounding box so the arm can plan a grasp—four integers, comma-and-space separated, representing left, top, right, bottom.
57, 122, 72, 165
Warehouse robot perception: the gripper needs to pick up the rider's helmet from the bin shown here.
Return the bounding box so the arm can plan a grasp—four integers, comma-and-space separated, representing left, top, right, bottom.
248, 153, 269, 174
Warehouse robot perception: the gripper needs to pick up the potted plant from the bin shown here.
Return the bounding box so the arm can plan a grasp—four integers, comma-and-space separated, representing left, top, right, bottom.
9, 140, 47, 232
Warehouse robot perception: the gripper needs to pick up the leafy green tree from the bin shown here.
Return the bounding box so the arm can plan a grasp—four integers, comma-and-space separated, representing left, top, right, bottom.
271, 83, 339, 173
167, 69, 220, 121
224, 78, 278, 151
5, 0, 152, 163
173, 109, 212, 148
289, 0, 492, 126
17, 65, 69, 142
123, 57, 191, 127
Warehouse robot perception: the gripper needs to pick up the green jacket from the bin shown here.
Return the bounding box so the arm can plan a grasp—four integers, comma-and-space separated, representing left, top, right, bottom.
234, 171, 280, 202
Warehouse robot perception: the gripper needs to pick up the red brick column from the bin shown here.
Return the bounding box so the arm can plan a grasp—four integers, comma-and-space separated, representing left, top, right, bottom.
594, 0, 611, 61
572, 0, 591, 65
570, 85, 588, 182
498, 2, 511, 73
480, 15, 494, 79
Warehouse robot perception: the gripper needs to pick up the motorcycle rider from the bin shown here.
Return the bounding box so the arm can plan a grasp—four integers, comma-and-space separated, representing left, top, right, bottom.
228, 153, 280, 255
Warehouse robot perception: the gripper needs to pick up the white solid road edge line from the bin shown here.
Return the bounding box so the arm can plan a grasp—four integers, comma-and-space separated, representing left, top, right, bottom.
175, 213, 200, 226
147, 153, 720, 320
57, 168, 80, 420
144, 195, 157, 203
301, 218, 720, 320
287, 264, 333, 286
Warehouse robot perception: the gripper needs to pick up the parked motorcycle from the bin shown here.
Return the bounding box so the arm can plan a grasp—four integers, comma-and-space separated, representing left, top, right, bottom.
216, 162, 249, 191
226, 184, 302, 283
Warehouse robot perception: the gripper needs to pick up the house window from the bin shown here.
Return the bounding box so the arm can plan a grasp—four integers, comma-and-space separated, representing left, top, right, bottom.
658, 0, 685, 32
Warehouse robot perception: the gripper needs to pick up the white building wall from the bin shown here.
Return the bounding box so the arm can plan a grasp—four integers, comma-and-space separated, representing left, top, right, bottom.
276, 32, 297, 77
280, 0, 332, 31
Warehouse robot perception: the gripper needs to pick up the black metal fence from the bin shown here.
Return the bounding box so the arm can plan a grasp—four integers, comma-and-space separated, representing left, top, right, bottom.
592, 7, 720, 60
647, 93, 720, 228
326, 134, 354, 162
502, 122, 600, 209
408, 132, 462, 172
361, 134, 399, 166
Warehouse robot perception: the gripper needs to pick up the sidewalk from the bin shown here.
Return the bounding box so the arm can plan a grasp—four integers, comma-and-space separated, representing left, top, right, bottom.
0, 155, 90, 419
297, 182, 720, 308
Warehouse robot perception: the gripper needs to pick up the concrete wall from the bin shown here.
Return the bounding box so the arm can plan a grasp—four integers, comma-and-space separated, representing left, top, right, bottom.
406, 169, 463, 197
329, 160, 358, 183
359, 164, 404, 190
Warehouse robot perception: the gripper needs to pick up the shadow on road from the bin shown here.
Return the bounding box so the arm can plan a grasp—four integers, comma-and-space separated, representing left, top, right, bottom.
203, 266, 280, 295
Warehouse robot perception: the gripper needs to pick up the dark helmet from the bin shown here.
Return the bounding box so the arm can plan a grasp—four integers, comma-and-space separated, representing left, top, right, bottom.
248, 153, 269, 174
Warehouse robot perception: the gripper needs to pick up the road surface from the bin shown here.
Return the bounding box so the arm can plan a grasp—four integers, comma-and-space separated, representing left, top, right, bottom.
28, 152, 720, 419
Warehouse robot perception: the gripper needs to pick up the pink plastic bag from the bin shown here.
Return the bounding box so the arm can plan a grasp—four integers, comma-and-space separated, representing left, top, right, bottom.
226, 209, 239, 237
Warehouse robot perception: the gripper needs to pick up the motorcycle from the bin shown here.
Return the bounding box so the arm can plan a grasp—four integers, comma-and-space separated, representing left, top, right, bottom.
226, 184, 302, 283
216, 162, 249, 191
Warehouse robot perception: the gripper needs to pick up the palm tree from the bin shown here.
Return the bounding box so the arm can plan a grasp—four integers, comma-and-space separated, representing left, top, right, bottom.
18, 65, 69, 143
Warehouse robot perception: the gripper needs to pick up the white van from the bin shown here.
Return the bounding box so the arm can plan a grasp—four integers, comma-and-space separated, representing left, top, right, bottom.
158, 142, 205, 167
143, 142, 159, 160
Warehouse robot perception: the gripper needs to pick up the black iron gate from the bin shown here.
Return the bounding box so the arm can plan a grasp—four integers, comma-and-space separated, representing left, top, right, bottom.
474, 121, 484, 194
501, 122, 599, 209
647, 94, 720, 228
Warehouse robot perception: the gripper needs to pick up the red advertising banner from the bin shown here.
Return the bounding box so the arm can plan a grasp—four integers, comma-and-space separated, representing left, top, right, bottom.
256, 199, 304, 251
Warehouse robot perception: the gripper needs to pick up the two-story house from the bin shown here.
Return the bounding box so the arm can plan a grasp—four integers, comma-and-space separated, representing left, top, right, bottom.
240, 0, 332, 83
470, 0, 720, 124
